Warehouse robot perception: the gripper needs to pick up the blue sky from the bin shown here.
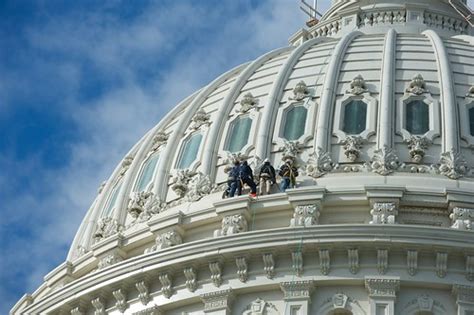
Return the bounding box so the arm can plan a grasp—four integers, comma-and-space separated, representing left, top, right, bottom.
0, 0, 315, 312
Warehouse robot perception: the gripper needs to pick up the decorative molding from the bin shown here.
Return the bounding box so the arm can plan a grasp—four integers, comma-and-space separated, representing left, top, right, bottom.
132, 305, 161, 315
342, 136, 364, 162
279, 140, 304, 163
289, 80, 310, 101
171, 169, 195, 197
91, 297, 105, 315
292, 250, 304, 277
370, 202, 398, 224
209, 262, 223, 287
346, 75, 368, 95
359, 10, 407, 27
452, 285, 474, 303
214, 214, 248, 237
183, 267, 198, 292
319, 249, 330, 275
280, 280, 314, 300
135, 281, 150, 305
190, 108, 211, 130
236, 92, 259, 113
450, 207, 474, 230
200, 289, 234, 312
127, 191, 166, 222
158, 273, 173, 299
365, 277, 400, 298
348, 249, 359, 274
144, 230, 182, 254
407, 250, 418, 276
290, 204, 320, 227
120, 155, 134, 176
377, 249, 388, 275
186, 172, 213, 202
306, 147, 334, 178
93, 217, 124, 242
406, 74, 429, 95
242, 298, 278, 315
436, 252, 448, 278
466, 256, 474, 282
368, 146, 400, 175
332, 293, 349, 309
112, 289, 128, 313
236, 257, 248, 283
70, 307, 85, 315
97, 253, 123, 270
435, 150, 469, 180
263, 253, 276, 279
405, 136, 431, 163
150, 131, 168, 152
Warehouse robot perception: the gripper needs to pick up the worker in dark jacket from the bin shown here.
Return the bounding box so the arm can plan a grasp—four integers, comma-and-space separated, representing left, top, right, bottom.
279, 159, 298, 192
239, 160, 257, 197
228, 160, 242, 197
259, 158, 276, 195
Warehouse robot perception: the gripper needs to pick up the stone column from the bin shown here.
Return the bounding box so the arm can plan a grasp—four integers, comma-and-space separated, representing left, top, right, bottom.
365, 277, 400, 315
280, 281, 314, 315
201, 289, 234, 315
452, 285, 474, 315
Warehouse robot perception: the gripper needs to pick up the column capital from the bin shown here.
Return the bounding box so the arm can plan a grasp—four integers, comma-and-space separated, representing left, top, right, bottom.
201, 289, 234, 313
365, 276, 400, 298
280, 280, 314, 301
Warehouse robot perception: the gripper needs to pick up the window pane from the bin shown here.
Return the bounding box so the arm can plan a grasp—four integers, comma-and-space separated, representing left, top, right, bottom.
406, 100, 429, 135
102, 181, 122, 218
283, 106, 307, 140
343, 100, 367, 134
469, 107, 474, 137
226, 117, 252, 152
177, 133, 203, 169
135, 154, 159, 192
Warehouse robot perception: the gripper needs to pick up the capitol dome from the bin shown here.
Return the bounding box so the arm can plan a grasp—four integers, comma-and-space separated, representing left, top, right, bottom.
12, 0, 474, 314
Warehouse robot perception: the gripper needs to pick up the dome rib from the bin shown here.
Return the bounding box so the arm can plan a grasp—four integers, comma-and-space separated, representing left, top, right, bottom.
201, 46, 292, 178
314, 31, 362, 152
378, 28, 397, 149
423, 29, 460, 153
255, 37, 330, 160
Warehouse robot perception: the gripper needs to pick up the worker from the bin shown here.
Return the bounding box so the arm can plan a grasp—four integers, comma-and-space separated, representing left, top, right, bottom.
279, 159, 298, 192
259, 158, 276, 195
239, 160, 257, 197
228, 160, 242, 197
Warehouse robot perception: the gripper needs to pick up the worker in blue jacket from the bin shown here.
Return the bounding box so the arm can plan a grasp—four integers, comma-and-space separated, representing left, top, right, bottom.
228, 160, 242, 197
239, 160, 257, 197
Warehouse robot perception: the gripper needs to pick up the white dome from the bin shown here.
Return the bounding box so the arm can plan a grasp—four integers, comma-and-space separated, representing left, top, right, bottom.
12, 0, 474, 314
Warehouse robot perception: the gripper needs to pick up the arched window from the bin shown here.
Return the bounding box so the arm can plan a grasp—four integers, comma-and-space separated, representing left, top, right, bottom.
177, 133, 203, 169
469, 107, 474, 136
101, 181, 122, 218
406, 100, 429, 135
225, 116, 252, 152
343, 100, 367, 134
134, 154, 159, 192
283, 106, 307, 140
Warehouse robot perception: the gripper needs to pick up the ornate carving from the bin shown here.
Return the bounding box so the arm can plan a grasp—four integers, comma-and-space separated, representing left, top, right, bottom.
348, 249, 359, 274
242, 298, 278, 314
144, 230, 182, 254
112, 289, 128, 313
97, 253, 123, 269
151, 131, 168, 151
332, 293, 349, 309
128, 191, 166, 221
450, 207, 474, 230
290, 204, 320, 227
236, 257, 248, 282
237, 93, 259, 113
370, 202, 398, 224
159, 273, 173, 298
319, 249, 330, 275
91, 298, 105, 315
368, 146, 400, 175
306, 147, 334, 178
436, 150, 469, 179
406, 136, 431, 163
185, 172, 212, 202
290, 80, 310, 101
190, 108, 210, 130
263, 253, 276, 279
132, 305, 161, 315
467, 256, 474, 281
70, 307, 85, 315
365, 277, 400, 297
436, 252, 448, 278
292, 250, 303, 277
342, 136, 364, 162
407, 250, 418, 276
120, 155, 134, 176
280, 281, 314, 300
214, 214, 248, 237
93, 217, 123, 242
183, 267, 197, 292
467, 86, 474, 98
377, 249, 389, 275
452, 285, 474, 303
209, 262, 223, 287
279, 140, 304, 163
135, 281, 150, 305
171, 169, 195, 197
406, 74, 429, 95
404, 295, 434, 312
201, 289, 234, 312
346, 75, 368, 95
